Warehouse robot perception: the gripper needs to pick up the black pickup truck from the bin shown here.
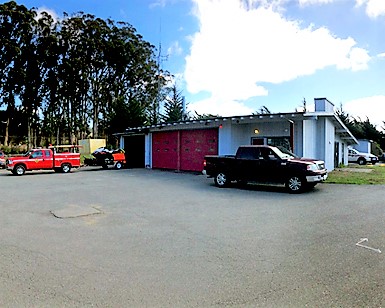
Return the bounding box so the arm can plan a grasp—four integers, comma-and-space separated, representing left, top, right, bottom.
203, 145, 328, 193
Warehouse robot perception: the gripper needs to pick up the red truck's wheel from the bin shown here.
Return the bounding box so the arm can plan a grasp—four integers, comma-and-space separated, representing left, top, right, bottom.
61, 163, 71, 173
13, 164, 26, 176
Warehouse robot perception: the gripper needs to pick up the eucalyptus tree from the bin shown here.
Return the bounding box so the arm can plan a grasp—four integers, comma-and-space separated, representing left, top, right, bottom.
105, 21, 162, 134
105, 24, 168, 128
0, 1, 35, 146
1, 3, 165, 147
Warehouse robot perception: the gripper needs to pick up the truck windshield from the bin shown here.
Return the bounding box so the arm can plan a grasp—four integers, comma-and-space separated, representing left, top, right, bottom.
273, 147, 296, 159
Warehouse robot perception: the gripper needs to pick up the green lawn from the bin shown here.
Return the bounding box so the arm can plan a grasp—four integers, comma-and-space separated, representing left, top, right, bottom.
326, 164, 385, 185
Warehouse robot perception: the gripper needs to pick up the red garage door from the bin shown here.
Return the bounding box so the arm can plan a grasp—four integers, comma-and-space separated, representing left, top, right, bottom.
152, 131, 178, 169
180, 129, 218, 172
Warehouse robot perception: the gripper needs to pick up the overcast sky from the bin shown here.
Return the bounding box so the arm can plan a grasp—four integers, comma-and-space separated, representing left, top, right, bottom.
12, 0, 385, 129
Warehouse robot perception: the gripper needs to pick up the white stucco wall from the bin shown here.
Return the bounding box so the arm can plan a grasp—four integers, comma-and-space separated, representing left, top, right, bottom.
334, 134, 348, 167
353, 139, 371, 153
323, 118, 336, 171
301, 117, 336, 170
145, 134, 152, 168
302, 119, 317, 159
218, 121, 233, 154
218, 121, 291, 155
293, 121, 303, 157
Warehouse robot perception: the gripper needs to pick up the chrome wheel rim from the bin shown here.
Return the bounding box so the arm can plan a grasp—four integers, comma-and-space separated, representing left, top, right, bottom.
288, 177, 301, 191
216, 173, 226, 186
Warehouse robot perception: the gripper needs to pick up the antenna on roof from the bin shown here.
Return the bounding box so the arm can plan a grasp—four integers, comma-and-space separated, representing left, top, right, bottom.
151, 19, 169, 125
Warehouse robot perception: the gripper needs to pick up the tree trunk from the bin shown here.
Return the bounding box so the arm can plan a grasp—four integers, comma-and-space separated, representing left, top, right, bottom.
4, 117, 10, 147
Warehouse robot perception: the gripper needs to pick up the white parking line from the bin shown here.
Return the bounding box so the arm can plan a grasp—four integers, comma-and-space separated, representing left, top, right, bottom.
356, 238, 381, 253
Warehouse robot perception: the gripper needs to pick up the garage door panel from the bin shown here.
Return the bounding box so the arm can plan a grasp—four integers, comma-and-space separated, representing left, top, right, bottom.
180, 129, 218, 172
152, 131, 178, 169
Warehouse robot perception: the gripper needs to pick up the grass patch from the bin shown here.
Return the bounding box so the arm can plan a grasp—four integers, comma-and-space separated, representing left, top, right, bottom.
326, 164, 385, 185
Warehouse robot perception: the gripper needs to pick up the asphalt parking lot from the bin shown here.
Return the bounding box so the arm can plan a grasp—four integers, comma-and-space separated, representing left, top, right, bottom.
1, 167, 385, 307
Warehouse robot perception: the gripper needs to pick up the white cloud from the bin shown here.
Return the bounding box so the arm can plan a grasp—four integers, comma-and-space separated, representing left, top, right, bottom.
184, 0, 370, 115
150, 0, 178, 9
188, 96, 254, 116
343, 96, 385, 130
299, 0, 334, 6
35, 7, 59, 23
167, 41, 183, 56
355, 0, 385, 19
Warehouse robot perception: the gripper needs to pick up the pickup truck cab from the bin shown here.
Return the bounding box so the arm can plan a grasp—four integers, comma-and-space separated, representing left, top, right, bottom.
6, 147, 81, 176
348, 147, 378, 165
203, 145, 328, 193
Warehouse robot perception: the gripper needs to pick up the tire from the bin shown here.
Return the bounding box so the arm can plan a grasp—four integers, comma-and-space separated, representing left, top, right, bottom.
115, 161, 123, 169
286, 175, 305, 193
61, 163, 71, 173
357, 158, 366, 165
14, 164, 26, 176
214, 172, 229, 188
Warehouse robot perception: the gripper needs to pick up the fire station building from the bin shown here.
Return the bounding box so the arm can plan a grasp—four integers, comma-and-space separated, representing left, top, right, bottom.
116, 98, 358, 172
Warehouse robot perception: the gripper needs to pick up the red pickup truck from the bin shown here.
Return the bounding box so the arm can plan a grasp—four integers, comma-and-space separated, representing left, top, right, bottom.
6, 147, 81, 176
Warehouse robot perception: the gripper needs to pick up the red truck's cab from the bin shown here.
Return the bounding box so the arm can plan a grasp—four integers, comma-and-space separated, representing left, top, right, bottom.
6, 147, 81, 176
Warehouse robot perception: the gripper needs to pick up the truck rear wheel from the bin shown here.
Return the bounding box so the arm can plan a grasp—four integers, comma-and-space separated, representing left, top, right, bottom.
13, 164, 26, 176
61, 163, 71, 173
286, 175, 305, 193
214, 172, 229, 188
115, 161, 123, 169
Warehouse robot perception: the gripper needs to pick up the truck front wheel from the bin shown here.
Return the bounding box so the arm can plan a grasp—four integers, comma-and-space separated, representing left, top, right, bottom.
214, 172, 229, 188
13, 165, 26, 176
61, 163, 71, 173
286, 175, 305, 193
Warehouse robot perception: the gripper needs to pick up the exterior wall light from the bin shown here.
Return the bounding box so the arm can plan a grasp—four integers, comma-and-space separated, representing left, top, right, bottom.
254, 129, 259, 134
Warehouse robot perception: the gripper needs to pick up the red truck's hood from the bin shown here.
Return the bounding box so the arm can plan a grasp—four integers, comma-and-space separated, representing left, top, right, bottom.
7, 156, 28, 161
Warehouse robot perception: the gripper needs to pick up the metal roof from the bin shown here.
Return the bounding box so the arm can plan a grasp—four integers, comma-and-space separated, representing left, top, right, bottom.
114, 110, 358, 145
113, 112, 307, 135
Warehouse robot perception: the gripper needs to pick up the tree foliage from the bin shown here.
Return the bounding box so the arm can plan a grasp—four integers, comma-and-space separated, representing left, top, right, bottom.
0, 1, 164, 148
336, 103, 384, 149
162, 84, 186, 123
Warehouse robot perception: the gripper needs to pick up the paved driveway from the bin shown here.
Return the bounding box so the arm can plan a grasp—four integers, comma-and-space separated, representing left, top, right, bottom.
1, 168, 385, 307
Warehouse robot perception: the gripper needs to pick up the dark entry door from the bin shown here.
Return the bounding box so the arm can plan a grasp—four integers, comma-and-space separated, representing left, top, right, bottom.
124, 135, 145, 168
334, 142, 339, 168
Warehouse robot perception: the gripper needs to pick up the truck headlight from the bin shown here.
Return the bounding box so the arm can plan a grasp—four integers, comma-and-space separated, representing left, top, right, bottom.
307, 164, 318, 171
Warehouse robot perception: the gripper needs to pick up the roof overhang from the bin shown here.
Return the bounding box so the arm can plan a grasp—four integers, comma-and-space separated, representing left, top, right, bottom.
304, 111, 358, 145
113, 112, 306, 136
